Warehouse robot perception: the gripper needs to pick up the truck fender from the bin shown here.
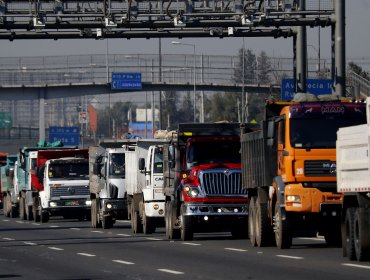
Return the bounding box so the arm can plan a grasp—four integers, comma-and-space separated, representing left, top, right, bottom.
273, 176, 286, 220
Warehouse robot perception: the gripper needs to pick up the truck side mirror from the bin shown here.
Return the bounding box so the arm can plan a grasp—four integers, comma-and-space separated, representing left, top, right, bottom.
5, 167, 9, 177
9, 169, 14, 179
138, 158, 145, 171
168, 145, 176, 169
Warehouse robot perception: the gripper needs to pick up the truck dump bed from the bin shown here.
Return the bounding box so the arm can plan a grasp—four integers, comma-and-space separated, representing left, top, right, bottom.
336, 123, 370, 192
240, 123, 277, 190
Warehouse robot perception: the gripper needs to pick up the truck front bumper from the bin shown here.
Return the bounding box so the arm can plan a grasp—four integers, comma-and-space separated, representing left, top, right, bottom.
182, 203, 248, 217
101, 198, 128, 219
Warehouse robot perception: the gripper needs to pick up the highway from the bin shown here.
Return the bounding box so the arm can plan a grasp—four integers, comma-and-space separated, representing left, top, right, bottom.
1, 214, 369, 280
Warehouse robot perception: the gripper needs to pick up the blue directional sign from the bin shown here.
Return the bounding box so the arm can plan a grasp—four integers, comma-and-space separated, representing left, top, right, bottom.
281, 79, 333, 101
49, 126, 80, 145
111, 72, 142, 90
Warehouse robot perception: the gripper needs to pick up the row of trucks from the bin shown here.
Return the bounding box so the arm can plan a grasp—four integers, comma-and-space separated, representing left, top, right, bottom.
2, 96, 369, 261
88, 123, 252, 240
1, 142, 91, 222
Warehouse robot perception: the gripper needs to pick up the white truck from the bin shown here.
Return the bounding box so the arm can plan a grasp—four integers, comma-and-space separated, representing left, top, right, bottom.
34, 149, 90, 223
337, 98, 370, 261
126, 139, 168, 234
89, 140, 132, 229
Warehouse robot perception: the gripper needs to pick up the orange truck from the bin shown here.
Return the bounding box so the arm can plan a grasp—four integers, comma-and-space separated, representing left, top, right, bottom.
241, 98, 367, 249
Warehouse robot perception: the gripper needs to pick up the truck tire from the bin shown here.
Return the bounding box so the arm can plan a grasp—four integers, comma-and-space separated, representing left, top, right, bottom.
165, 201, 180, 240
249, 196, 257, 246
354, 208, 370, 261
345, 208, 356, 260
274, 202, 292, 249
19, 196, 26, 220
142, 208, 155, 234
102, 216, 113, 229
4, 195, 11, 217
10, 205, 18, 218
26, 205, 33, 221
180, 206, 193, 241
91, 198, 102, 228
41, 210, 49, 223
32, 197, 40, 223
131, 205, 143, 234
255, 200, 272, 247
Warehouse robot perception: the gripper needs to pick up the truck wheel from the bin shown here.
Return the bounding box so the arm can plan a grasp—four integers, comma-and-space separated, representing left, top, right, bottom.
354, 208, 370, 261
10, 205, 18, 218
4, 195, 11, 217
255, 200, 272, 247
32, 197, 40, 223
180, 207, 193, 241
165, 201, 180, 240
102, 216, 113, 229
19, 196, 26, 220
91, 198, 102, 228
249, 197, 257, 246
345, 208, 356, 260
41, 210, 49, 223
142, 210, 155, 234
274, 202, 292, 249
26, 205, 33, 221
131, 205, 143, 234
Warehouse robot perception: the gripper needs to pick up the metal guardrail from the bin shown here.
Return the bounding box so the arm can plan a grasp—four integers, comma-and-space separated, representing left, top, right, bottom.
347, 71, 370, 97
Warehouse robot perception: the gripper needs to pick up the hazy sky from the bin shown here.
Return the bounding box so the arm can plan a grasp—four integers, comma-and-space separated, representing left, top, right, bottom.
0, 1, 369, 61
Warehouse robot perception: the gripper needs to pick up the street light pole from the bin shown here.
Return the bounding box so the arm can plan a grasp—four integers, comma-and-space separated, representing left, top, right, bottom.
172, 41, 196, 122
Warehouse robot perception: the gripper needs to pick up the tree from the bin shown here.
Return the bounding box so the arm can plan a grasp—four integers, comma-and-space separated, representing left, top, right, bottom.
257, 51, 272, 84
233, 48, 257, 84
348, 62, 369, 79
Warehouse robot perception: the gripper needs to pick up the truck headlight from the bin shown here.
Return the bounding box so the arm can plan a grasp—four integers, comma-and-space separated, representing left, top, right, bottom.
50, 202, 57, 207
85, 200, 92, 206
184, 187, 200, 198
106, 203, 113, 209
286, 195, 301, 202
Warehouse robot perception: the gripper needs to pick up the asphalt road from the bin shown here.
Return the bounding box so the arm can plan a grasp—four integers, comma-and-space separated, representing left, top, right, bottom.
0, 214, 369, 280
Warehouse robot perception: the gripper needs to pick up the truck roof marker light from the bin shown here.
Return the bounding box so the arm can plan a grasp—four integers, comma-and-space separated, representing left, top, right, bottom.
183, 132, 193, 136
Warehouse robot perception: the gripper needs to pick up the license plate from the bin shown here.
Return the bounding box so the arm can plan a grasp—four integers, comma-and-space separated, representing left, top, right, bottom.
65, 201, 80, 206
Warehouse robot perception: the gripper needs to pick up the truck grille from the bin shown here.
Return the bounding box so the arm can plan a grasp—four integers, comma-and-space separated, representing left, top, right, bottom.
304, 160, 336, 177
51, 185, 90, 197
199, 169, 246, 195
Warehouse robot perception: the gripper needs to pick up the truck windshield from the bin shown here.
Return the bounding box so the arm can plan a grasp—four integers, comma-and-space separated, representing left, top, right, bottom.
290, 117, 366, 149
49, 162, 88, 180
153, 149, 163, 173
109, 153, 125, 177
187, 141, 240, 167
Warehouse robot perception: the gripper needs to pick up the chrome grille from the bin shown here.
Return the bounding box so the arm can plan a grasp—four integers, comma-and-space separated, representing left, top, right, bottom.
304, 160, 336, 177
51, 185, 90, 197
199, 169, 246, 195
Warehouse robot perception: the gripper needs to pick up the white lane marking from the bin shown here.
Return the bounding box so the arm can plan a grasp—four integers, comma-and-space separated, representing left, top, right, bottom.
224, 248, 247, 252
257, 251, 263, 254
2, 219, 10, 222
16, 221, 25, 224
70, 228, 80, 231
32, 223, 40, 226
23, 242, 37, 246
77, 253, 96, 257
112, 260, 135, 265
146, 237, 163, 241
2, 237, 15, 241
49, 225, 60, 228
91, 230, 104, 233
276, 255, 304, 260
117, 233, 131, 237
158, 269, 184, 275
342, 263, 370, 270
182, 242, 201, 246
298, 237, 324, 241
48, 247, 64, 251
